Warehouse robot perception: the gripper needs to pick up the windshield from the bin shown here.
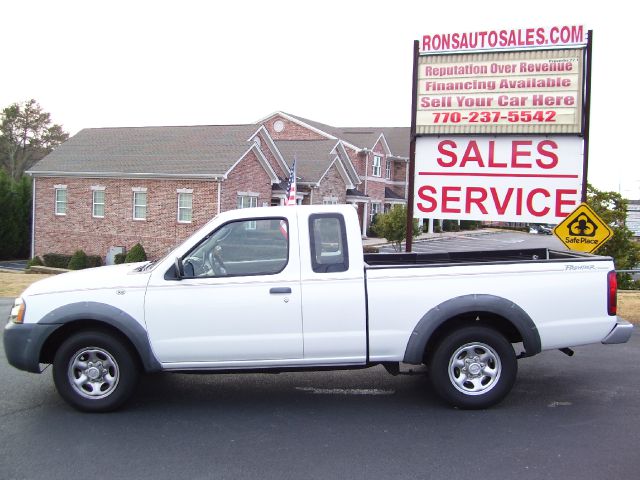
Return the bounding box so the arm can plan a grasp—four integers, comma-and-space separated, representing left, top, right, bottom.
132, 215, 222, 272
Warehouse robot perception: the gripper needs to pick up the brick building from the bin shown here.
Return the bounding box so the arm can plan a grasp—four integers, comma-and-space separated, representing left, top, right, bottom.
28, 112, 409, 261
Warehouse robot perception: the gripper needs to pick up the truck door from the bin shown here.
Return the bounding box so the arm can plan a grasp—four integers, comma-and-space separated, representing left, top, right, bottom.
144, 215, 303, 366
299, 212, 368, 364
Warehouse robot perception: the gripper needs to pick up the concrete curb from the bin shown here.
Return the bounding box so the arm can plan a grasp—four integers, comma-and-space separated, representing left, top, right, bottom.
28, 266, 69, 275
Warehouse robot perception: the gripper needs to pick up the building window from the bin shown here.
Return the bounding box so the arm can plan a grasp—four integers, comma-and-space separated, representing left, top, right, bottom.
178, 192, 193, 223
92, 189, 105, 218
55, 186, 67, 215
323, 197, 338, 205
386, 159, 392, 179
133, 190, 147, 220
237, 194, 258, 229
372, 155, 382, 177
370, 202, 381, 224
237, 195, 258, 209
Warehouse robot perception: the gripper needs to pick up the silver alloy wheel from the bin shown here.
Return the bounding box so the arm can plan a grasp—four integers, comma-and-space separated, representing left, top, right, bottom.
67, 347, 120, 399
448, 342, 502, 396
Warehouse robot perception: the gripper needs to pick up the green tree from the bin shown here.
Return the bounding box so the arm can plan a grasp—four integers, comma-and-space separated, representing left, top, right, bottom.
0, 170, 32, 259
587, 184, 640, 289
0, 99, 69, 180
371, 205, 419, 252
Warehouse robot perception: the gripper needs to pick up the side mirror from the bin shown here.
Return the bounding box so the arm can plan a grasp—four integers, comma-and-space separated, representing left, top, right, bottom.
174, 257, 184, 280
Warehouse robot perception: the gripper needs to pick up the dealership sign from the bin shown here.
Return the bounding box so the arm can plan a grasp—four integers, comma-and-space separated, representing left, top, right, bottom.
421, 25, 587, 54
408, 25, 591, 234
414, 136, 584, 223
417, 49, 584, 135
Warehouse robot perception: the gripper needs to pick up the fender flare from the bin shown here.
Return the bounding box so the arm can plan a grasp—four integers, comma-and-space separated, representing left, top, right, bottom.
403, 294, 541, 364
39, 301, 162, 372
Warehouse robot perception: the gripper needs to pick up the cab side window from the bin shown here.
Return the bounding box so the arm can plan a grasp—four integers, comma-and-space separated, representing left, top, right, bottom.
183, 218, 289, 278
309, 214, 349, 273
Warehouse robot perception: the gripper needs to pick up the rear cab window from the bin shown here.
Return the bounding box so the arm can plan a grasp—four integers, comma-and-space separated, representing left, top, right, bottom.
309, 214, 349, 273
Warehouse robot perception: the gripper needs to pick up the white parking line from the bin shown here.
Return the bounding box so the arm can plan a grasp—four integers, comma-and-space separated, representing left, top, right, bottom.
295, 387, 395, 395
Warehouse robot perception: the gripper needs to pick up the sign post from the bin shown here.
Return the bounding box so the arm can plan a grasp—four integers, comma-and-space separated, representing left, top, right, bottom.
406, 40, 419, 252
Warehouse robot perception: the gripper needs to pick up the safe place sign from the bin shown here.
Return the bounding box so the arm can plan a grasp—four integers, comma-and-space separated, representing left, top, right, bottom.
553, 203, 613, 253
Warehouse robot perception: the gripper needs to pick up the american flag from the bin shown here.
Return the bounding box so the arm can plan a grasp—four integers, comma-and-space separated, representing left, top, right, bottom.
285, 160, 297, 206
280, 160, 297, 239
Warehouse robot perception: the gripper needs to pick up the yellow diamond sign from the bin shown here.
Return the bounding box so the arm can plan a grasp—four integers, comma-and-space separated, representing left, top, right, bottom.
553, 203, 614, 253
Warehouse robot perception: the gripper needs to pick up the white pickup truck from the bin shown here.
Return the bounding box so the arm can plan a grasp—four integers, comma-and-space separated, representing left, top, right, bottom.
4, 205, 633, 412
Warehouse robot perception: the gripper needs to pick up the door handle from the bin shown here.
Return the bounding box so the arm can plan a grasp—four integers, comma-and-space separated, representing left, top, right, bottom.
270, 287, 292, 294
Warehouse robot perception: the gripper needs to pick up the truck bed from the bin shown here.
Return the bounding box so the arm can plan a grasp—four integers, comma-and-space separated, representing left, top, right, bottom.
364, 248, 601, 267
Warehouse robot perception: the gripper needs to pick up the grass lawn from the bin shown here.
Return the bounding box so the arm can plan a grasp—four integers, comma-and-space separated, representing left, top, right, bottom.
1, 271, 639, 324
0, 272, 53, 297
619, 291, 640, 324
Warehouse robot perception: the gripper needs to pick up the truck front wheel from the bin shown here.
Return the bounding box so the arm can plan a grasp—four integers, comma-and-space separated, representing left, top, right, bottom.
52, 330, 139, 412
428, 326, 517, 409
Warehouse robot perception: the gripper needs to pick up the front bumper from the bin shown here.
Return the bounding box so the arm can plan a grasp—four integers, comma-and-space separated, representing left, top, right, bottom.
601, 318, 634, 345
3, 322, 61, 373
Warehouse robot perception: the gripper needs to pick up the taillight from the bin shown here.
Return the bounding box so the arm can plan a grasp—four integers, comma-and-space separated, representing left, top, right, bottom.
607, 270, 617, 316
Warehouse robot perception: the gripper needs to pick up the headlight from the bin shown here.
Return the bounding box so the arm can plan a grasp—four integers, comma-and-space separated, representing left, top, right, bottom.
9, 298, 25, 324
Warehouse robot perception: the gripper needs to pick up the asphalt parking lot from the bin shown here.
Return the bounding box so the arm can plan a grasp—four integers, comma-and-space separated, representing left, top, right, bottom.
1, 297, 639, 480
0, 260, 28, 272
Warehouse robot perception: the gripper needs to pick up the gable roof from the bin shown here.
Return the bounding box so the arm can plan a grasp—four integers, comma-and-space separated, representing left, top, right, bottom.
376, 128, 410, 158
29, 125, 262, 178
274, 139, 343, 184
266, 112, 409, 158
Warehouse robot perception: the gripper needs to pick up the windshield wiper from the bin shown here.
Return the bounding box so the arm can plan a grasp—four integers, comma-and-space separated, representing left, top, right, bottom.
133, 261, 156, 272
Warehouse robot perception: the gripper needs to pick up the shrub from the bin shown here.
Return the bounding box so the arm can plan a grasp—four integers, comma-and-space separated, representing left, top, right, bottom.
442, 220, 460, 232
370, 206, 419, 252
86, 255, 103, 268
125, 243, 147, 263
363, 245, 380, 254
460, 220, 480, 231
114, 253, 127, 265
26, 256, 43, 268
367, 214, 381, 238
43, 253, 72, 269
67, 250, 88, 270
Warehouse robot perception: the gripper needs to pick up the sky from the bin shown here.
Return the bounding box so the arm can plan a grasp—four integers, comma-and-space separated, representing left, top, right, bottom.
1, 0, 638, 198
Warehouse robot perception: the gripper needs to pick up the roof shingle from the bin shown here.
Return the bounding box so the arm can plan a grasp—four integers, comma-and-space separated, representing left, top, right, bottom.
30, 125, 260, 176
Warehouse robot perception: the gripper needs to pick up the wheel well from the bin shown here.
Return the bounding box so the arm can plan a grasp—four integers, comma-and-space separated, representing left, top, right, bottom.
423, 311, 522, 364
40, 320, 143, 368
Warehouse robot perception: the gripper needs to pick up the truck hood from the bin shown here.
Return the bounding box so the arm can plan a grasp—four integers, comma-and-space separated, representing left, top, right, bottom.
22, 262, 152, 297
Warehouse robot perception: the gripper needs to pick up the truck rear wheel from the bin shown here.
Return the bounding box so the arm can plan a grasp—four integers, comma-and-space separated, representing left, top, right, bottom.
52, 330, 139, 412
428, 326, 517, 409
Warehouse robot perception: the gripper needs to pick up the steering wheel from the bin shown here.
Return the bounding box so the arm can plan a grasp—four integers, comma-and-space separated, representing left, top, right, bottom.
207, 245, 227, 276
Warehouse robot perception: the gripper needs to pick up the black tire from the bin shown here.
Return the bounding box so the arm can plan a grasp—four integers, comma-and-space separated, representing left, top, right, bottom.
428, 326, 517, 409
52, 330, 139, 412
